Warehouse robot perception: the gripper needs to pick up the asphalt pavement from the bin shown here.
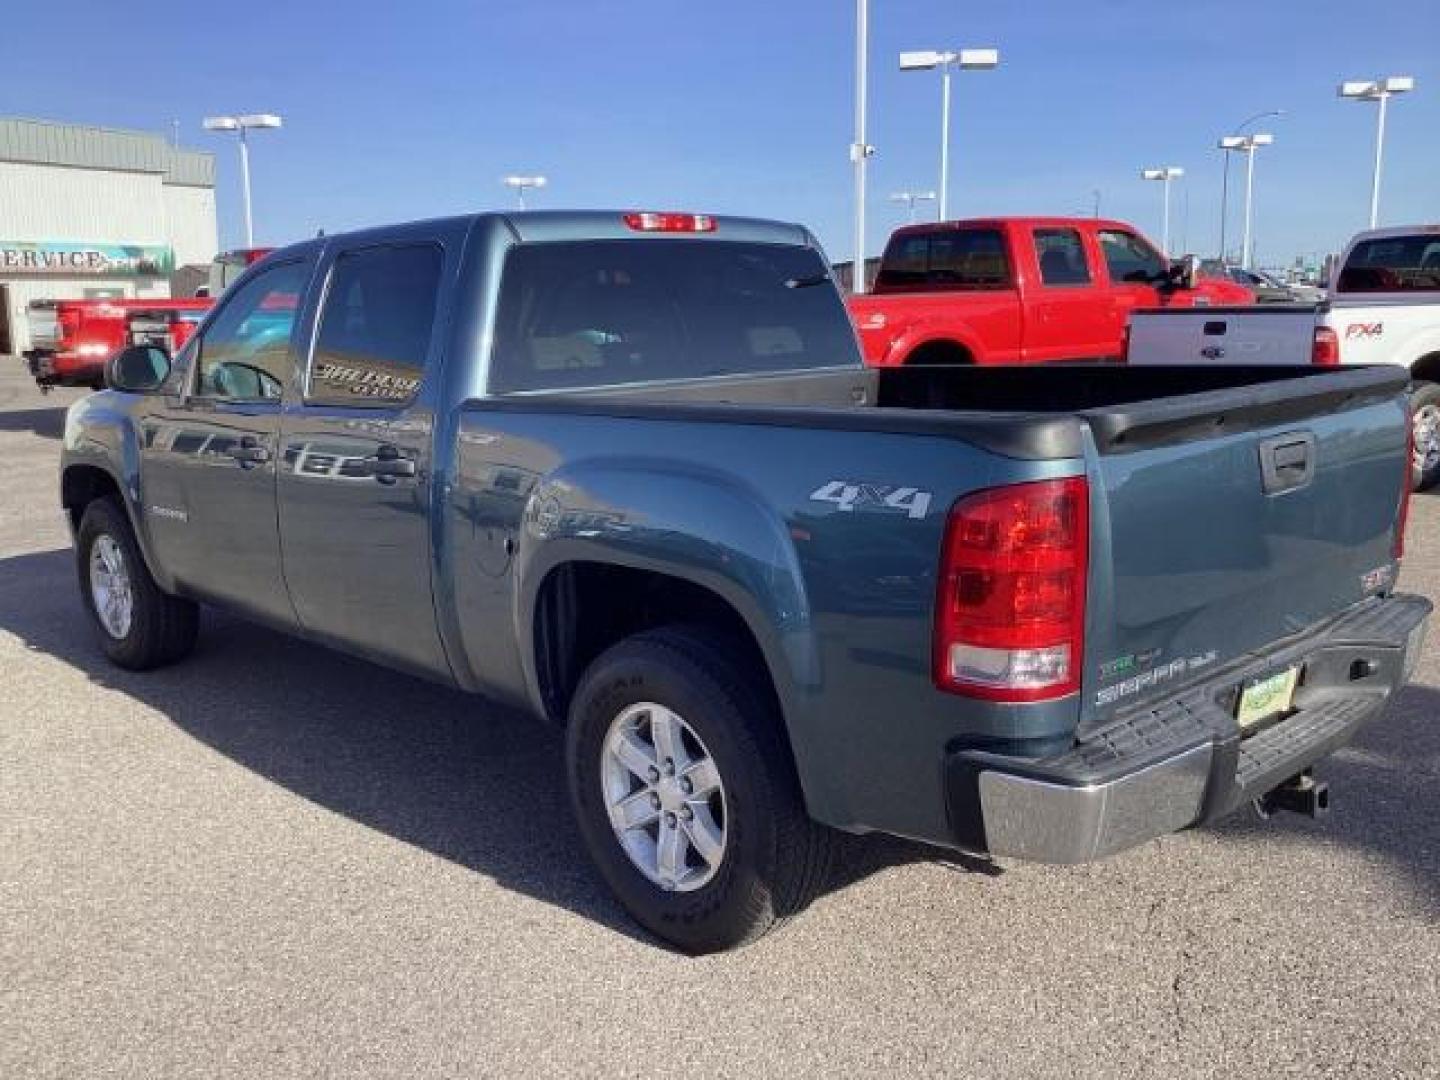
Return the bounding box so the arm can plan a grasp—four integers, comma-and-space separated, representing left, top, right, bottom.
2, 362, 1438, 1078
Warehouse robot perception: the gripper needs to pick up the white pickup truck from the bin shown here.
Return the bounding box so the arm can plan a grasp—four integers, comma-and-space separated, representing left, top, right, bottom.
1127, 225, 1440, 488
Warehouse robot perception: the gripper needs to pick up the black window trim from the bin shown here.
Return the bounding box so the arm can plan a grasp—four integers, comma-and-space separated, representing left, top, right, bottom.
187, 255, 309, 406
300, 238, 447, 410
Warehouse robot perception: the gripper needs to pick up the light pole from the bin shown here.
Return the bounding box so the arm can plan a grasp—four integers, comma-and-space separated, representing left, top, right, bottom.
1141, 167, 1184, 254
1218, 133, 1272, 269
1339, 76, 1415, 228
851, 0, 875, 294
202, 114, 283, 248
1217, 110, 1283, 263
502, 175, 548, 210
898, 47, 1000, 222
889, 191, 937, 223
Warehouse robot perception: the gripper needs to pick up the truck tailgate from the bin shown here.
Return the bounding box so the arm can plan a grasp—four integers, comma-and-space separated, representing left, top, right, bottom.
1080, 366, 1409, 729
1127, 304, 1316, 366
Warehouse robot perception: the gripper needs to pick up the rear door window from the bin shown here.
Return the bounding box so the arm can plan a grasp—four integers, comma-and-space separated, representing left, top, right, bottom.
1337, 235, 1440, 293
1034, 228, 1091, 286
874, 228, 1011, 290
307, 244, 443, 407
488, 240, 857, 393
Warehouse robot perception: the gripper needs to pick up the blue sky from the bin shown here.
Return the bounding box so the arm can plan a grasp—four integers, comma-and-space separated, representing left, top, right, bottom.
7, 0, 1437, 267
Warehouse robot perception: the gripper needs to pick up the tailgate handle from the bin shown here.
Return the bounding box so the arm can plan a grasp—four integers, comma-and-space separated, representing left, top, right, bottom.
1259, 432, 1316, 494
1203, 320, 1227, 336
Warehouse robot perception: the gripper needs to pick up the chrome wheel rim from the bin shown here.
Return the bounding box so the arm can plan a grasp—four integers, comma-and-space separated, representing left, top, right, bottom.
601, 702, 727, 893
89, 535, 133, 639
1414, 404, 1440, 479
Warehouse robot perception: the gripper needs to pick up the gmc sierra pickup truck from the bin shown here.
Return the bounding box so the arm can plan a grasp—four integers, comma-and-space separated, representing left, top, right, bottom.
62, 210, 1428, 952
848, 216, 1252, 367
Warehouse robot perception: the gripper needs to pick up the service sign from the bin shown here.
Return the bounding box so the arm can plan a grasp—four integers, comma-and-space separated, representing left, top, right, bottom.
0, 241, 175, 276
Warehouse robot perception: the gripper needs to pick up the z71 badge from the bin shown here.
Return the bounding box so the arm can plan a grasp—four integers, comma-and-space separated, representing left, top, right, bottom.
808, 480, 932, 520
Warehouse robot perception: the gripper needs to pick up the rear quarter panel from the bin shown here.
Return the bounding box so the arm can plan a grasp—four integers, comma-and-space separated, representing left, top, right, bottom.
444, 405, 1083, 844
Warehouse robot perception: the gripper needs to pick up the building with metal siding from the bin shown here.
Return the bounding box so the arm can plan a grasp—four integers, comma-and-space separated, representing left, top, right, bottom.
0, 118, 217, 354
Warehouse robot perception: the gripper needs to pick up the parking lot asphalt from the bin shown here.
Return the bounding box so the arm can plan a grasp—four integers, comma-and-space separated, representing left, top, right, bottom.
2, 362, 1439, 1079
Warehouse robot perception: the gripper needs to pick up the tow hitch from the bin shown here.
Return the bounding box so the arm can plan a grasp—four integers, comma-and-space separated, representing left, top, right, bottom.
1254, 771, 1331, 820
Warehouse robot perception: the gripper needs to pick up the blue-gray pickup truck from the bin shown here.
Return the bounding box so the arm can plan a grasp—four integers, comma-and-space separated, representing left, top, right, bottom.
60, 210, 1430, 952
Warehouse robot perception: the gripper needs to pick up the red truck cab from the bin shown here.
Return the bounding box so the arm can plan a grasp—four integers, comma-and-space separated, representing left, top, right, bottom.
848, 217, 1253, 367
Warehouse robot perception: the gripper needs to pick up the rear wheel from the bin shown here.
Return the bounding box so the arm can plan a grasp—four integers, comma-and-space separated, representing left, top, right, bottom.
1409, 381, 1440, 491
565, 626, 832, 953
77, 498, 198, 670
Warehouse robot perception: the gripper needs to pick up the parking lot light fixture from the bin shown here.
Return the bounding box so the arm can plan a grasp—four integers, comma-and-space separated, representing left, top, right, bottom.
1141, 166, 1184, 254
899, 46, 1000, 222
889, 190, 937, 224
502, 175, 548, 211
1216, 133, 1272, 269
202, 113, 284, 248
1339, 76, 1416, 228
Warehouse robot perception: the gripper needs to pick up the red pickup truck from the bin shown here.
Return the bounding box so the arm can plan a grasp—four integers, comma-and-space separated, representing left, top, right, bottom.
24, 247, 273, 391
848, 217, 1253, 367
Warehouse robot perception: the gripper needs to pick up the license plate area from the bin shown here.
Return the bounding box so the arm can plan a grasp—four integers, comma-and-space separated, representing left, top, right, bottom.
1235, 665, 1302, 732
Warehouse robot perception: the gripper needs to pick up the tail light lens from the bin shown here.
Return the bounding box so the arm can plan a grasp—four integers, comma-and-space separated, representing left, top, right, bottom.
1119, 325, 1131, 364
933, 477, 1089, 701
1312, 326, 1340, 366
1396, 404, 1413, 560
622, 212, 717, 233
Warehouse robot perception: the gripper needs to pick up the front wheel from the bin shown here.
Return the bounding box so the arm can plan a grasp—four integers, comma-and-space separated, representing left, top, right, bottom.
77, 498, 198, 670
1410, 382, 1440, 491
565, 626, 832, 953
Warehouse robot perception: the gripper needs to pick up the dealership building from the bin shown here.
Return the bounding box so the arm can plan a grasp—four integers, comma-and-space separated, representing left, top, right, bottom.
0, 117, 219, 354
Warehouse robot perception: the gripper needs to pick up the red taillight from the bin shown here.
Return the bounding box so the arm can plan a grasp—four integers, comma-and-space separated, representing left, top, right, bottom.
622, 212, 717, 233
933, 477, 1089, 701
1312, 326, 1340, 366
1397, 404, 1413, 560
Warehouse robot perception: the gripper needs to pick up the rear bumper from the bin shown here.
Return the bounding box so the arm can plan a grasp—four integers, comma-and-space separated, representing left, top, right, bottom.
945, 593, 1431, 863
25, 349, 105, 386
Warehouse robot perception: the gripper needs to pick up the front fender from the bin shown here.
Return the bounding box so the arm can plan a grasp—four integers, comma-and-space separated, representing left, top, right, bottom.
513, 454, 817, 735
61, 394, 173, 591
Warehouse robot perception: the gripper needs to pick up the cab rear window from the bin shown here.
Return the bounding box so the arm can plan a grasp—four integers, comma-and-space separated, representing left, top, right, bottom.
1337, 235, 1440, 293
874, 228, 1011, 291
488, 240, 857, 393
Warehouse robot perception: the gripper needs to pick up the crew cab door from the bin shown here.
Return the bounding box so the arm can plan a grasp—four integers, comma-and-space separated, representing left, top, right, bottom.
139, 257, 312, 624
1022, 226, 1111, 360
1095, 227, 1168, 355
276, 230, 456, 680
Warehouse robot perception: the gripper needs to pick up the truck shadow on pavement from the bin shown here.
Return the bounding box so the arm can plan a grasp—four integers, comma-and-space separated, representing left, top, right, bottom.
0, 546, 952, 948
0, 406, 67, 439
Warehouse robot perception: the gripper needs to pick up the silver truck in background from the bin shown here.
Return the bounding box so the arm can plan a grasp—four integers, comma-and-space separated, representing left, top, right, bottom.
1127, 225, 1440, 488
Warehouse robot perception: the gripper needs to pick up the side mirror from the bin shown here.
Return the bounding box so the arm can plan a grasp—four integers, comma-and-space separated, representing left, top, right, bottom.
105, 345, 171, 393
1169, 254, 1201, 291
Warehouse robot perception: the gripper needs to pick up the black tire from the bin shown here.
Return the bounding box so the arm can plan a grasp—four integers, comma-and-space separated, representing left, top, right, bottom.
565, 626, 833, 953
76, 497, 198, 670
1410, 382, 1440, 492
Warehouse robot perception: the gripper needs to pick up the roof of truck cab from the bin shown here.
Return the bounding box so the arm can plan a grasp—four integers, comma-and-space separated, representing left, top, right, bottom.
887, 216, 1139, 237
261, 211, 815, 263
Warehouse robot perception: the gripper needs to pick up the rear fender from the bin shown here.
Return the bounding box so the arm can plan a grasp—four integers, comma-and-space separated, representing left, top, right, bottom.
886, 322, 985, 366
512, 456, 823, 787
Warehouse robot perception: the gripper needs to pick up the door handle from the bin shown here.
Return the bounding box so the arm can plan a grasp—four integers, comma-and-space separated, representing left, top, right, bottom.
227, 436, 272, 467
365, 443, 417, 484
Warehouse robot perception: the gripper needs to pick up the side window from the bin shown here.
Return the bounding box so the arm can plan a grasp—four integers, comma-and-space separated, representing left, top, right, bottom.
307, 244, 443, 407
193, 261, 307, 400
1034, 228, 1091, 286
1098, 229, 1166, 285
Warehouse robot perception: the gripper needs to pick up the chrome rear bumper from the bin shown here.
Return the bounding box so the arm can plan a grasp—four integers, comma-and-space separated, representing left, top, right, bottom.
946, 593, 1430, 864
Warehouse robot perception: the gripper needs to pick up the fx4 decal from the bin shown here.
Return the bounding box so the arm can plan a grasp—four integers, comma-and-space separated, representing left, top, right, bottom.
1345, 322, 1384, 339
808, 480, 933, 520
